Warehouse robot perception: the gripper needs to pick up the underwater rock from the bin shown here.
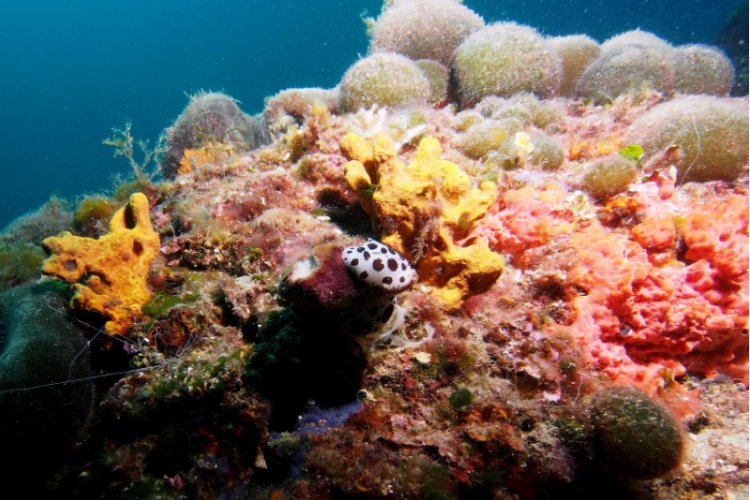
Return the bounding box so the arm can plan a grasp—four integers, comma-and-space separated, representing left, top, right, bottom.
0, 282, 94, 488
714, 5, 748, 95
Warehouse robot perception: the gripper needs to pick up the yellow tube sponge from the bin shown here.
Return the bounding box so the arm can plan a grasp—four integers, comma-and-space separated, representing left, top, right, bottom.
342, 132, 504, 309
41, 193, 160, 336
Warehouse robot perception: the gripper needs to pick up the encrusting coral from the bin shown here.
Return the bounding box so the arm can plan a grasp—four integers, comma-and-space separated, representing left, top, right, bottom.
41, 193, 160, 336
342, 132, 504, 309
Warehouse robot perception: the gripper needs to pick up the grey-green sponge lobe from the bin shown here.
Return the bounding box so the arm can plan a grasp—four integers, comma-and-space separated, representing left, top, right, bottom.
589, 387, 685, 479
451, 22, 561, 108
627, 95, 749, 183
369, 0, 484, 67
337, 53, 429, 113
0, 282, 94, 484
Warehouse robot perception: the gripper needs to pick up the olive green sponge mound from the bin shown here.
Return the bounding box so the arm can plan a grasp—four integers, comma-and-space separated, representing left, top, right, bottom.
548, 35, 602, 97
0, 282, 94, 485
582, 155, 639, 199
589, 387, 685, 479
576, 45, 675, 103
369, 0, 484, 67
161, 91, 270, 179
627, 95, 749, 183
671, 44, 735, 96
337, 52, 430, 113
451, 22, 561, 108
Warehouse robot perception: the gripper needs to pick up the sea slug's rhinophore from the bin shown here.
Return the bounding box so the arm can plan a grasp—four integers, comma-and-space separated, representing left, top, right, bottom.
41, 193, 160, 336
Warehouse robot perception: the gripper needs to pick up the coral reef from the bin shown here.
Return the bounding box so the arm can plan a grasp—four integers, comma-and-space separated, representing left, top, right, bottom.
263, 87, 337, 134
342, 132, 503, 309
6, 3, 748, 498
41, 193, 160, 336
451, 22, 561, 107
527, 136, 565, 171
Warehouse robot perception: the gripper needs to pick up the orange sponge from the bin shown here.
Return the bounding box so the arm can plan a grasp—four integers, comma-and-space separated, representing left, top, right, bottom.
42, 193, 160, 336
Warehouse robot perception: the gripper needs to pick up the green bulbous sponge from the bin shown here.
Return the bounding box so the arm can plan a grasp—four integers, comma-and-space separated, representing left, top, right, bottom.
548, 35, 602, 97
161, 91, 270, 179
368, 0, 484, 67
528, 137, 565, 171
671, 44, 735, 96
589, 387, 685, 479
0, 282, 94, 485
450, 22, 561, 108
627, 95, 749, 183
576, 45, 675, 103
415, 59, 450, 104
337, 52, 430, 113
582, 155, 639, 199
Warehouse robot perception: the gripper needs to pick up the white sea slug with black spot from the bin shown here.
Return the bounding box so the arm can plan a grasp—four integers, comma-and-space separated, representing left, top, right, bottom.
342, 239, 416, 293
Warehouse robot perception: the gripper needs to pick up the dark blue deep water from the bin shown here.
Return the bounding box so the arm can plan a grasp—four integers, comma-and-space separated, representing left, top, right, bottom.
0, 0, 745, 228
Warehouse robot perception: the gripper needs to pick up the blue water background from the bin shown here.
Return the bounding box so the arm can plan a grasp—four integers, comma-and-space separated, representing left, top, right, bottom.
0, 0, 744, 229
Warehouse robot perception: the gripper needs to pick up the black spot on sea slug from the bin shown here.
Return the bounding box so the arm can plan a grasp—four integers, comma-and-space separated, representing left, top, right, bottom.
382, 276, 393, 285
387, 258, 399, 271
350, 258, 359, 266
367, 242, 378, 250
373, 258, 384, 271
360, 271, 369, 279
381, 303, 395, 322
363, 251, 371, 260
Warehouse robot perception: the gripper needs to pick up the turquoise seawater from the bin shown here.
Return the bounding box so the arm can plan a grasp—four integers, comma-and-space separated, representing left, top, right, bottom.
0, 0, 744, 228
